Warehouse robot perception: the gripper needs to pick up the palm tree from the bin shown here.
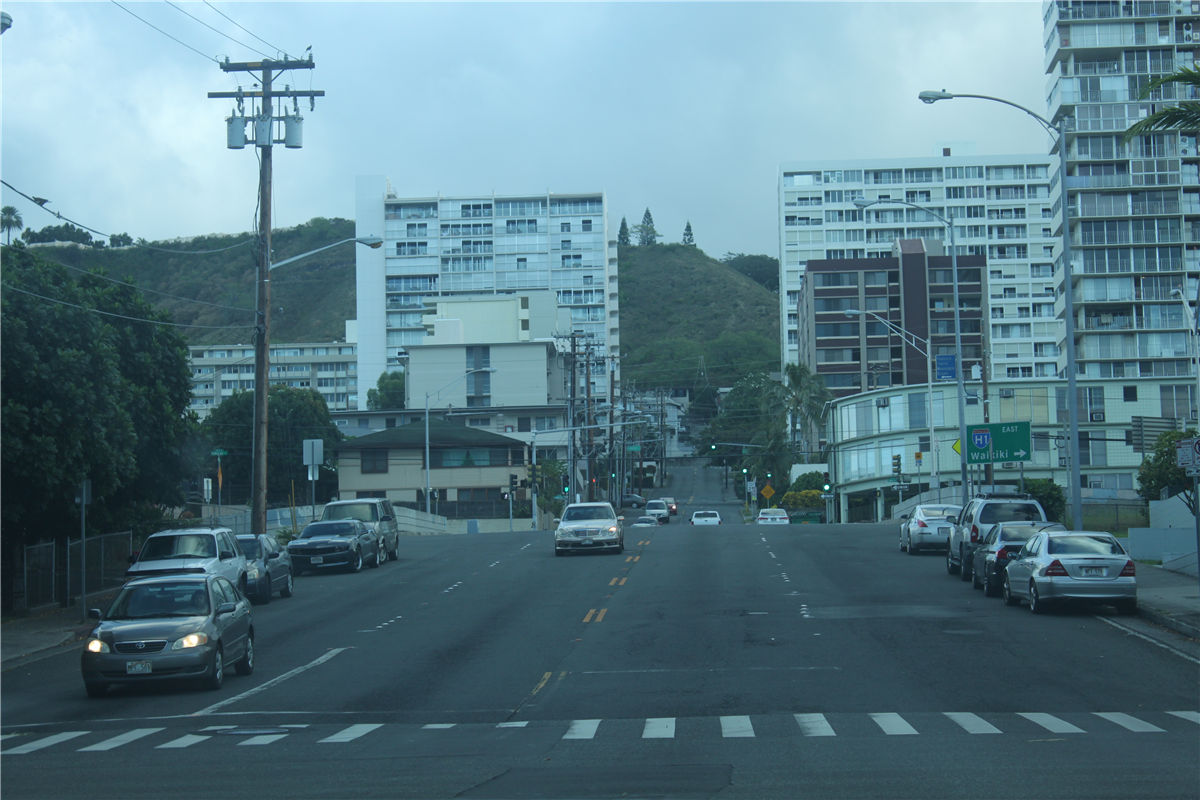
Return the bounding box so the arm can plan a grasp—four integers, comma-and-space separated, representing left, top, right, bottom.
1124, 65, 1200, 139
1, 205, 22, 245
782, 362, 832, 459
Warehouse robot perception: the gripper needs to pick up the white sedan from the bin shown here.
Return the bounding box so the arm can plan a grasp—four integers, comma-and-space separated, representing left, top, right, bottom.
690, 511, 721, 526
755, 508, 789, 525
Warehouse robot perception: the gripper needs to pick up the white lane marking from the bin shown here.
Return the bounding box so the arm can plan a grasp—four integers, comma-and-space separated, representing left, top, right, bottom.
0, 734, 18, 743
1095, 616, 1200, 665
281, 724, 310, 728
422, 723, 455, 729
562, 719, 600, 740
443, 582, 463, 593
3, 731, 89, 755
78, 727, 165, 752
1168, 711, 1200, 725
496, 721, 529, 728
642, 718, 675, 738
489, 561, 501, 567
238, 734, 289, 745
1093, 712, 1164, 733
319, 724, 382, 743
720, 715, 755, 738
1018, 713, 1084, 734
200, 725, 237, 731
870, 713, 918, 735
156, 734, 210, 749
944, 712, 1001, 734
193, 647, 349, 715
794, 713, 835, 736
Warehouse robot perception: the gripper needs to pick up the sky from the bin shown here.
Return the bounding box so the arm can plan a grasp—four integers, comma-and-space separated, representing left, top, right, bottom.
1, 0, 1056, 260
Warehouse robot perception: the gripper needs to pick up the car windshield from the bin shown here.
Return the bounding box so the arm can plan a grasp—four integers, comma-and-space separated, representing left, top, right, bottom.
563, 507, 614, 522
980, 503, 1041, 523
324, 503, 377, 523
920, 507, 958, 518
997, 529, 1035, 543
236, 538, 262, 559
107, 582, 210, 619
635, 517, 657, 524
1047, 535, 1125, 555
695, 512, 718, 519
301, 522, 357, 539
138, 533, 216, 561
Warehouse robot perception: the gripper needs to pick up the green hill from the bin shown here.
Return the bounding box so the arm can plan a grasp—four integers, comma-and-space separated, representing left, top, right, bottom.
28, 222, 780, 390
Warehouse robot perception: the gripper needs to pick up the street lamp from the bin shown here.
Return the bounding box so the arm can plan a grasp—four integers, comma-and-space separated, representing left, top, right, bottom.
1171, 288, 1200, 418
424, 368, 496, 515
250, 236, 382, 536
845, 308, 940, 502
918, 88, 1082, 526
854, 197, 970, 507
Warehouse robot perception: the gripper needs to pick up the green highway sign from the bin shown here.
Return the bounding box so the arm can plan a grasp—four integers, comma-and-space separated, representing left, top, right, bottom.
626, 444, 641, 452
966, 421, 1031, 465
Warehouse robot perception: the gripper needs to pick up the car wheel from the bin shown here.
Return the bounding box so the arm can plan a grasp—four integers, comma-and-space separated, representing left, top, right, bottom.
1002, 576, 1019, 606
84, 681, 107, 699
280, 571, 293, 598
900, 533, 907, 552
205, 646, 224, 690
369, 545, 382, 569
1117, 599, 1138, 615
959, 548, 972, 582
554, 547, 563, 557
1029, 582, 1046, 614
946, 547, 959, 575
615, 538, 625, 554
238, 575, 248, 597
972, 565, 983, 590
983, 571, 998, 598
235, 634, 254, 676
907, 535, 917, 555
258, 573, 272, 604
388, 544, 398, 562
349, 550, 363, 573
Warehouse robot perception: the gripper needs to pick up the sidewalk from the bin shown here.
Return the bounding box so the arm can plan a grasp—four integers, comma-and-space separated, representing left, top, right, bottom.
2, 566, 1197, 669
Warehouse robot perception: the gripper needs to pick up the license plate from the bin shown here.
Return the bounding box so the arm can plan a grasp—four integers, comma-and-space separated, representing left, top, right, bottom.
1082, 567, 1103, 577
126, 660, 152, 675
310, 555, 323, 564
581, 539, 593, 546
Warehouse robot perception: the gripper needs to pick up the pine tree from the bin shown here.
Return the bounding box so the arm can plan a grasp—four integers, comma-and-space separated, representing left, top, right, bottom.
682, 221, 695, 246
636, 208, 658, 246
617, 217, 630, 246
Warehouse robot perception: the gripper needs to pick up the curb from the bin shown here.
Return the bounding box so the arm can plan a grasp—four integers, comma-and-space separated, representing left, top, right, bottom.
1139, 605, 1200, 640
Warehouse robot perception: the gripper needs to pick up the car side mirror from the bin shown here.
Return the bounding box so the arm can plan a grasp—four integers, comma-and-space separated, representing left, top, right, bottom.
88, 608, 102, 620
553, 518, 561, 525
382, 515, 394, 522
219, 550, 234, 560
128, 554, 137, 565
267, 551, 279, 560
900, 513, 909, 520
617, 516, 624, 522
216, 602, 236, 616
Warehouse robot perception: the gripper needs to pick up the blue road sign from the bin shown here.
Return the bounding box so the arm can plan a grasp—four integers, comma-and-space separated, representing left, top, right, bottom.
935, 354, 957, 381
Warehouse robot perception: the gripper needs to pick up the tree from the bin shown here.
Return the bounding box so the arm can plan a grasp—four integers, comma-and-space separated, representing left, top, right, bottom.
1124, 65, 1200, 139
682, 221, 695, 246
722, 253, 780, 293
1023, 478, 1066, 524
1, 205, 22, 244
21, 222, 95, 246
635, 208, 658, 246
617, 217, 630, 247
109, 232, 133, 248
782, 362, 832, 458
367, 370, 406, 410
1137, 429, 1197, 515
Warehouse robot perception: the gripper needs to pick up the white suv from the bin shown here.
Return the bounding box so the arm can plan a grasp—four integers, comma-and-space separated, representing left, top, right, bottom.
322, 498, 400, 561
554, 502, 624, 556
644, 499, 670, 524
947, 493, 1047, 581
126, 527, 248, 594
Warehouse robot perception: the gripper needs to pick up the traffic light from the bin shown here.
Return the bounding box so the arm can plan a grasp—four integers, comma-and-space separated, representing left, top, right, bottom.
508, 473, 518, 491
891, 454, 902, 475
741, 467, 748, 474
822, 472, 831, 492
529, 464, 538, 482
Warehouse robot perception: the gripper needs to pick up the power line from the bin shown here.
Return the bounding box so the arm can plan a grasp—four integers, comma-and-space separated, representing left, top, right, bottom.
165, 0, 274, 60
110, 0, 218, 63
1, 283, 253, 331
202, 0, 290, 58
37, 254, 253, 313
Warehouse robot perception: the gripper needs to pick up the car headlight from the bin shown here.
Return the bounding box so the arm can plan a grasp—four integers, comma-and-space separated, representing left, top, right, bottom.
86, 638, 110, 654
607, 526, 619, 535
245, 564, 261, 579
171, 632, 209, 650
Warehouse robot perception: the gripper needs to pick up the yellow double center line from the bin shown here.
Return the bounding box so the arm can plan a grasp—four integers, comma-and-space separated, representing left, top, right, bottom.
582, 608, 608, 623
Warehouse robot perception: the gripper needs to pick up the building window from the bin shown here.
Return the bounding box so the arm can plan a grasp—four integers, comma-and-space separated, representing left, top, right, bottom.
582, 219, 592, 231
1123, 386, 1137, 402
518, 417, 532, 432
361, 450, 388, 474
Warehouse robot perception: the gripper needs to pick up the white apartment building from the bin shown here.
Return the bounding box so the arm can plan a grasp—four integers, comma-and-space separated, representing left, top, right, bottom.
353, 178, 620, 410
779, 153, 1059, 382
188, 340, 357, 419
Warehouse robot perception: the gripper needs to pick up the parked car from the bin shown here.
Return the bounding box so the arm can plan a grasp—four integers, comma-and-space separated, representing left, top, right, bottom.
948, 493, 1047, 580
235, 534, 294, 604
645, 499, 670, 523
322, 498, 400, 562
620, 493, 645, 509
630, 516, 659, 528
899, 504, 961, 554
755, 508, 790, 525
81, 573, 253, 697
690, 510, 721, 525
1003, 530, 1138, 614
553, 502, 624, 556
971, 522, 1065, 596
662, 497, 679, 515
126, 527, 248, 595
288, 520, 382, 574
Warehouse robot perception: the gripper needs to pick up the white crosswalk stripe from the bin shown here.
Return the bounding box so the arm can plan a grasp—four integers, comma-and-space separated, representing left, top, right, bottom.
3, 731, 89, 755
794, 713, 835, 736
562, 719, 601, 740
78, 728, 165, 752
720, 715, 755, 738
1167, 711, 1200, 725
1018, 713, 1084, 734
319, 724, 383, 743
870, 713, 918, 735
944, 712, 1002, 734
1093, 712, 1164, 733
422, 724, 456, 730
643, 717, 675, 738
238, 734, 289, 746
496, 721, 529, 728
155, 734, 210, 749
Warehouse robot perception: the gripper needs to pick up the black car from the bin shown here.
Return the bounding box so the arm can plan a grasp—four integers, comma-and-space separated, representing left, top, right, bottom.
236, 534, 294, 604
971, 522, 1066, 596
287, 520, 382, 574
620, 493, 645, 508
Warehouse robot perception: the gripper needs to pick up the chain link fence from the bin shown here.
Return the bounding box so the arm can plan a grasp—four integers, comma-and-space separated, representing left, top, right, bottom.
67, 531, 133, 604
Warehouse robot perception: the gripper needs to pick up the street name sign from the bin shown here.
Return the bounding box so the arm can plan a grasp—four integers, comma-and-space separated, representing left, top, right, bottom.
965, 421, 1032, 465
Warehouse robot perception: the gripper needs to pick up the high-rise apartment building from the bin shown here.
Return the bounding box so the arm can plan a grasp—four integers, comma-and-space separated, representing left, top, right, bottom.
1045, 0, 1200, 426
779, 154, 1058, 383
354, 177, 620, 410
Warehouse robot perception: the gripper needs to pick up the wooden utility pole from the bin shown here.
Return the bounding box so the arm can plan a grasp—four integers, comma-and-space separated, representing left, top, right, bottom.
209, 58, 323, 536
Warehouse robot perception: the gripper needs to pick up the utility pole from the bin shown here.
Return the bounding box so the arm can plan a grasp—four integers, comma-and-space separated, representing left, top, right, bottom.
566, 332, 578, 503
608, 355, 616, 505
584, 342, 593, 501
209, 57, 323, 537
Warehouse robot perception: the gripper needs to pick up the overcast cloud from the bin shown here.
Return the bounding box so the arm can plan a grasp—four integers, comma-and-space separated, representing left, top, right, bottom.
1, 1, 1053, 259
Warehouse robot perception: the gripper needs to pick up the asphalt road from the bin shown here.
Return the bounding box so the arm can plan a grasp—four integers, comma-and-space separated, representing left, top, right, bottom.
3, 463, 1198, 800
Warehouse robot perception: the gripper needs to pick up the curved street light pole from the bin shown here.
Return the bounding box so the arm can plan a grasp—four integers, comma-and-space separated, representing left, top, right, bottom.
919, 88, 1083, 526
855, 198, 969, 506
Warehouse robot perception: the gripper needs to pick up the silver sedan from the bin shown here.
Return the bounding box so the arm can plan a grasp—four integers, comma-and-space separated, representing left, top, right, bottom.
1002, 530, 1137, 614
899, 504, 960, 554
